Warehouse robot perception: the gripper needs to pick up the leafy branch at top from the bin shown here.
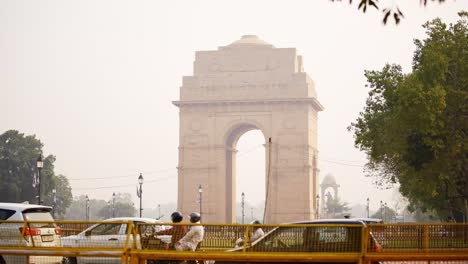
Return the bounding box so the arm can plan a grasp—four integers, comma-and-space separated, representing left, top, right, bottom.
330, 0, 447, 25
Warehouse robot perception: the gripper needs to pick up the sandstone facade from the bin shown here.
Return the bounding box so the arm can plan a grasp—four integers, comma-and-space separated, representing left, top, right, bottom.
173, 35, 323, 223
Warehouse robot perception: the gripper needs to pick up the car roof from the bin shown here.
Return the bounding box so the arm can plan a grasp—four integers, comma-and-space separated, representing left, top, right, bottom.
103, 217, 160, 223
351, 217, 383, 223
0, 202, 52, 211
288, 218, 366, 225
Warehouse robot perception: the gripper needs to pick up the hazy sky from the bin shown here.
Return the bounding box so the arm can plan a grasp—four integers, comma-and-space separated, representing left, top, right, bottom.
1, 0, 466, 217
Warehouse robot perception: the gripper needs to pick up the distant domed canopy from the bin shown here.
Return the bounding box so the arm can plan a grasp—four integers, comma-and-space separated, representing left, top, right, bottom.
225, 35, 273, 48
321, 174, 338, 186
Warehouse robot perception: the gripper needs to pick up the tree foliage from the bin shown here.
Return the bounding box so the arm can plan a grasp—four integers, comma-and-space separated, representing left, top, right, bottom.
349, 13, 468, 222
46, 174, 73, 219
370, 204, 397, 222
324, 194, 351, 218
96, 193, 136, 219
331, 0, 448, 25
0, 130, 73, 215
0, 130, 43, 203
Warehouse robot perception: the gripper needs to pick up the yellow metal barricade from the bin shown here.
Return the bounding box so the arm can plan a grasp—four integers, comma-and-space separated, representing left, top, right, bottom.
364, 223, 468, 264
0, 220, 467, 264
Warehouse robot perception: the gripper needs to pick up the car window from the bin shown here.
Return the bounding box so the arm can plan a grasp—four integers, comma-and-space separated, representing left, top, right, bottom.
254, 226, 306, 250
128, 221, 147, 234
316, 227, 348, 242
22, 208, 55, 228
0, 209, 15, 220
132, 222, 165, 234
89, 223, 121, 236
252, 224, 362, 253
22, 208, 54, 221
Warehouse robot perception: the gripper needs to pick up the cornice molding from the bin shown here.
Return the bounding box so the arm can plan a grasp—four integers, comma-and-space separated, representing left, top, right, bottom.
173, 98, 324, 111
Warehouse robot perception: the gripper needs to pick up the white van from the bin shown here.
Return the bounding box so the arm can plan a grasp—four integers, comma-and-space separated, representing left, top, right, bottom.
0, 202, 62, 264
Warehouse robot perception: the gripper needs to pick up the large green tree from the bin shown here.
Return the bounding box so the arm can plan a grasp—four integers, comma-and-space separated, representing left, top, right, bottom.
0, 130, 73, 215
349, 13, 467, 222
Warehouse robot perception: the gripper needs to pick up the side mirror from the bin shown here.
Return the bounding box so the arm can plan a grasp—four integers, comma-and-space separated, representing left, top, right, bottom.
85, 230, 92, 236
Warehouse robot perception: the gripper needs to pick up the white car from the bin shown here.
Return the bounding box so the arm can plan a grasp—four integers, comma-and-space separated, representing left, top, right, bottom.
0, 202, 62, 264
61, 217, 169, 264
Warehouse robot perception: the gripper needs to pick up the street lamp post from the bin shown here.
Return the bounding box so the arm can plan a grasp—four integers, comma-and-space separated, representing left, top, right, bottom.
112, 192, 116, 218
316, 195, 320, 219
251, 207, 253, 222
158, 204, 161, 220
198, 185, 202, 218
380, 200, 384, 220
52, 189, 57, 217
137, 173, 144, 218
366, 198, 370, 218
36, 155, 43, 205
85, 195, 90, 221
383, 202, 387, 222
241, 192, 245, 224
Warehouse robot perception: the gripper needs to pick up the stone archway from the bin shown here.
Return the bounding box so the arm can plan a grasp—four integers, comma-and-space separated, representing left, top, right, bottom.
173, 35, 324, 223
224, 122, 266, 222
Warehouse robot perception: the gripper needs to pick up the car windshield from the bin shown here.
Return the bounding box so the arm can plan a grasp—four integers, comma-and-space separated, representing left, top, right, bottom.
253, 226, 306, 251
132, 221, 164, 234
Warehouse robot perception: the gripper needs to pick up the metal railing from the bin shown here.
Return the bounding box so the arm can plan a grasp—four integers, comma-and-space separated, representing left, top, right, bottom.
0, 220, 466, 264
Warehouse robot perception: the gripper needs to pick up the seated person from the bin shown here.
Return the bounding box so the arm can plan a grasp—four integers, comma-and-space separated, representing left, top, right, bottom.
175, 212, 204, 252
155, 211, 188, 249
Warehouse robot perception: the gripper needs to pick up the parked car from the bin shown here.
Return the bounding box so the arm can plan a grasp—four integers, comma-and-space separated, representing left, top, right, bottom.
61, 217, 169, 264
0, 202, 62, 264
216, 219, 382, 264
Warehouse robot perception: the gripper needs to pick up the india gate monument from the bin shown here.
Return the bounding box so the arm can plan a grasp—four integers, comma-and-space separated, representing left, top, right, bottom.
173, 35, 324, 223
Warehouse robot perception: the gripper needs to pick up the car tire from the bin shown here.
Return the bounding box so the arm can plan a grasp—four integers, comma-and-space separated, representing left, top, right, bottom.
62, 257, 77, 264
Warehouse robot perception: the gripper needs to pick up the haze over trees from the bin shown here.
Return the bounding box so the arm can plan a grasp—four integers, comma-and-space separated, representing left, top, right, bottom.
65, 193, 137, 220
349, 13, 468, 222
0, 129, 155, 220
324, 195, 351, 219
0, 130, 72, 217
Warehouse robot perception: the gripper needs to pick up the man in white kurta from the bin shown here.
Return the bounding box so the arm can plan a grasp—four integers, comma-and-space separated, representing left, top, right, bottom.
175, 220, 204, 251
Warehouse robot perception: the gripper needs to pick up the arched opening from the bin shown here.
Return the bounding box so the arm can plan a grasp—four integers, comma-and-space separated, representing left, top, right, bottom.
235, 130, 266, 223
225, 123, 266, 223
